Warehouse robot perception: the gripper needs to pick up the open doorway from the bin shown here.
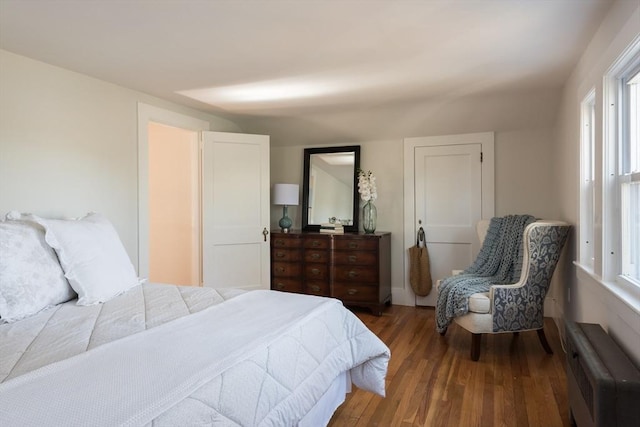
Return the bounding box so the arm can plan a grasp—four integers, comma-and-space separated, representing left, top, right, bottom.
137, 103, 210, 285
147, 122, 200, 286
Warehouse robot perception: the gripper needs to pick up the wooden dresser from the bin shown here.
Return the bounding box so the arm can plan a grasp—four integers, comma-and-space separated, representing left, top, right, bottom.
271, 231, 391, 315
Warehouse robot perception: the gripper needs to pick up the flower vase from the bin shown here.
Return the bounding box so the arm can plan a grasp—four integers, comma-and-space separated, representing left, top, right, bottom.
362, 200, 377, 234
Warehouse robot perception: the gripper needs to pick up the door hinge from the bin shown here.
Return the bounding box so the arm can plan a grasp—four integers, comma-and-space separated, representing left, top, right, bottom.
480, 152, 483, 163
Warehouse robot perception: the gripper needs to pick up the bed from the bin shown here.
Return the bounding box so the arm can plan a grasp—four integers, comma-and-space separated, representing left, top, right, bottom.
0, 213, 390, 426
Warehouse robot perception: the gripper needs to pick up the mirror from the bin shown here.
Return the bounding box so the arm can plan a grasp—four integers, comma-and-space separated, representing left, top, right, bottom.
302, 146, 360, 232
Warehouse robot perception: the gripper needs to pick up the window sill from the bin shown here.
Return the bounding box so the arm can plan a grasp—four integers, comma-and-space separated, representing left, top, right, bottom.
573, 261, 640, 316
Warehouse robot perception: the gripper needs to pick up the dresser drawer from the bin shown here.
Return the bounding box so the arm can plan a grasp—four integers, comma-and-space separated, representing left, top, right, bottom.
304, 281, 330, 296
304, 249, 329, 263
272, 262, 302, 277
272, 248, 301, 262
333, 238, 378, 251
304, 264, 329, 280
333, 265, 378, 283
333, 250, 377, 266
332, 283, 379, 303
272, 237, 302, 248
303, 237, 330, 249
272, 278, 303, 293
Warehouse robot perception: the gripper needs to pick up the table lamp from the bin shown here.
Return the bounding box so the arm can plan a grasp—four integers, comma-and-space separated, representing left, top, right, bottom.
273, 183, 299, 233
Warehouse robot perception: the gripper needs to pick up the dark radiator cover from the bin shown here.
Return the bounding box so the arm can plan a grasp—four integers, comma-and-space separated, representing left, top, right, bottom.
565, 321, 640, 427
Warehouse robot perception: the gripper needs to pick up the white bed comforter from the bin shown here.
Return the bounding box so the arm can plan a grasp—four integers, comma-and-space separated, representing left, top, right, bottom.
0, 284, 389, 426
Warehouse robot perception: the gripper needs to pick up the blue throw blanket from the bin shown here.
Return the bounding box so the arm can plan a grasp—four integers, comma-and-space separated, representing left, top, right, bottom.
435, 214, 535, 333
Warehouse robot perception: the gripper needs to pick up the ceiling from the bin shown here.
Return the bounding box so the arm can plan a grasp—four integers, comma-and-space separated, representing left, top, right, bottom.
0, 0, 612, 145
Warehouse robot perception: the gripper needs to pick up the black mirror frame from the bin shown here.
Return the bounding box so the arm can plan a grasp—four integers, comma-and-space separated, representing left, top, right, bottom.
302, 145, 361, 233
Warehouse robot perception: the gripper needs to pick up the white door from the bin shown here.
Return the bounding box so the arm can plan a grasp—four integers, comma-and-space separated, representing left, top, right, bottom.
201, 131, 270, 290
404, 132, 494, 307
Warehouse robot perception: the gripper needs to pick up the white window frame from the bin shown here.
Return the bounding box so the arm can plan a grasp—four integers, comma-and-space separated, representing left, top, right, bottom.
621, 69, 640, 285
603, 36, 640, 292
579, 89, 596, 270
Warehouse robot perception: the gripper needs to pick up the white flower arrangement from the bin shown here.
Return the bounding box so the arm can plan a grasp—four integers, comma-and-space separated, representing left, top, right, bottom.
357, 169, 377, 202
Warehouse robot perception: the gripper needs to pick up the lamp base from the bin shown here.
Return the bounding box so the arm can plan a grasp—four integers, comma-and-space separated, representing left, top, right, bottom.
279, 205, 292, 233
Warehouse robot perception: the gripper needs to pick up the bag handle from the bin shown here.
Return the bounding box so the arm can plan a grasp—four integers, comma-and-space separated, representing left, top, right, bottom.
416, 226, 426, 247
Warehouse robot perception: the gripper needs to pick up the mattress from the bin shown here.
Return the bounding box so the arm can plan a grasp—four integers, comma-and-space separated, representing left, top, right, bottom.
0, 283, 389, 426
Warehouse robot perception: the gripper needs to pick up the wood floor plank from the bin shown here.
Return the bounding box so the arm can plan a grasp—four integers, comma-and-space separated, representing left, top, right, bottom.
329, 306, 569, 427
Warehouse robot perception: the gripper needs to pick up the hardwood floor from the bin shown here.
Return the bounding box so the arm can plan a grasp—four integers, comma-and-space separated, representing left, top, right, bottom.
328, 305, 569, 427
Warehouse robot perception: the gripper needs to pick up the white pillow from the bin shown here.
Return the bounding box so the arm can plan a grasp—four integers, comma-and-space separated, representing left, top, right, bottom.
28, 213, 140, 306
0, 221, 76, 322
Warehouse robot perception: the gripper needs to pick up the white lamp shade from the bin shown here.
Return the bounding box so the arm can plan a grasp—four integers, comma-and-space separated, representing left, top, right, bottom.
273, 183, 299, 205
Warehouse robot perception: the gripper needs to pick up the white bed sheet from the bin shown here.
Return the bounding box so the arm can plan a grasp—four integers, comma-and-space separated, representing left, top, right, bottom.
299, 371, 349, 427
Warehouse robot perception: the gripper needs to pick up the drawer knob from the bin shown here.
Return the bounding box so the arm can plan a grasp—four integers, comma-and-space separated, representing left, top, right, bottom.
277, 267, 285, 273
349, 242, 359, 249
311, 268, 320, 275
348, 270, 359, 278
276, 252, 285, 258
275, 239, 284, 246
276, 283, 285, 290
311, 253, 320, 260
347, 288, 358, 295
312, 241, 320, 247
348, 255, 357, 263
310, 285, 320, 292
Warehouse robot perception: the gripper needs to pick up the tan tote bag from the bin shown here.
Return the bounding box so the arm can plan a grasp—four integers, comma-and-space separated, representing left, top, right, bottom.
409, 227, 433, 296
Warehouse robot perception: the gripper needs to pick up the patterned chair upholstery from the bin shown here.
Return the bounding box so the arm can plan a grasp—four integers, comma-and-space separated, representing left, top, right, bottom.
451, 221, 570, 361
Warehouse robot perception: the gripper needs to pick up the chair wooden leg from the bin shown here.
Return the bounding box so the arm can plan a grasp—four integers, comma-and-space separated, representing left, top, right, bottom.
537, 328, 553, 354
471, 333, 481, 361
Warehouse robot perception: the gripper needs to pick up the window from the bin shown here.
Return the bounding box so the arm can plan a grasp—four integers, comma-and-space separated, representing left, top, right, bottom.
580, 90, 596, 269
620, 68, 640, 285
604, 38, 640, 289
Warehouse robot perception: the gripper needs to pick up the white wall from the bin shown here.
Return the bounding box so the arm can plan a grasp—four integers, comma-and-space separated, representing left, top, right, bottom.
0, 50, 241, 268
270, 89, 560, 306
553, 0, 640, 365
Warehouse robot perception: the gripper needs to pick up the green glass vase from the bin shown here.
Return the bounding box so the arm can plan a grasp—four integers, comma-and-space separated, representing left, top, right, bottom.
363, 200, 377, 234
